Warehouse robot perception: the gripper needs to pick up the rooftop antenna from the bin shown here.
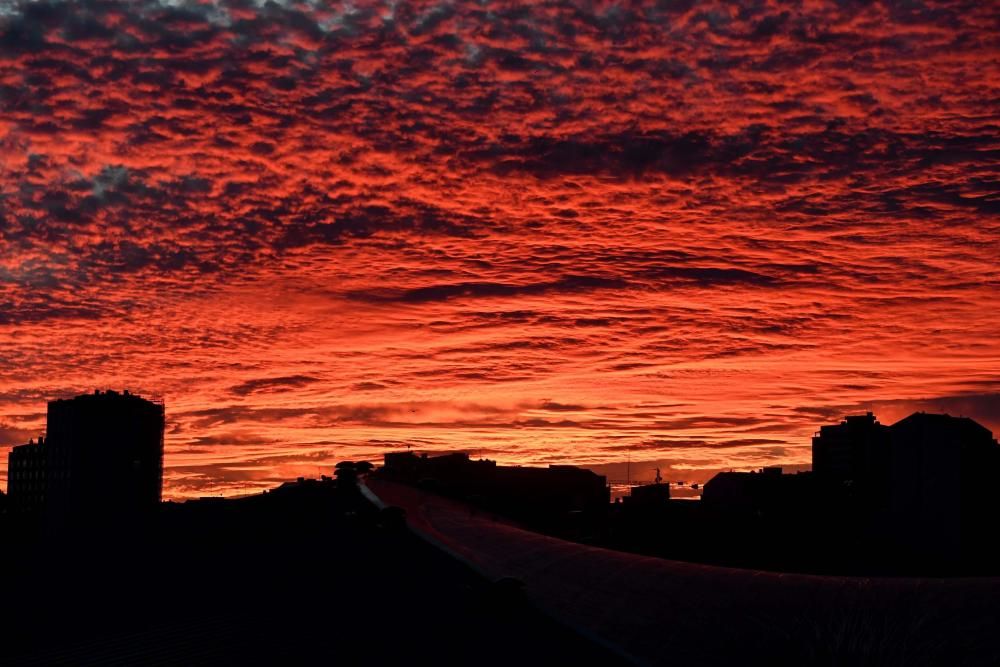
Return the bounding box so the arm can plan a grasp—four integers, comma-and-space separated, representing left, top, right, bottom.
627, 449, 631, 488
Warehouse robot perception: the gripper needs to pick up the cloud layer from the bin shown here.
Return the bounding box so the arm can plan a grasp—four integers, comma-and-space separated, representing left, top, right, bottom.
1, 0, 998, 497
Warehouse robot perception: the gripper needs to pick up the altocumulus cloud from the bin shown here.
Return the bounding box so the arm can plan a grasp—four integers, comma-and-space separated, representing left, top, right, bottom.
0, 0, 997, 496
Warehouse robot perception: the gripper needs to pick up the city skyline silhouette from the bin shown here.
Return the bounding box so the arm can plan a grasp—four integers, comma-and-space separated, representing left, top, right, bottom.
4, 388, 1000, 665
6, 388, 999, 575
1, 0, 998, 663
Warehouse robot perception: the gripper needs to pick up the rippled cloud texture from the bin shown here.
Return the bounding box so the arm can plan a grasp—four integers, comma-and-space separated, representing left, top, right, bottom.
1, 0, 998, 497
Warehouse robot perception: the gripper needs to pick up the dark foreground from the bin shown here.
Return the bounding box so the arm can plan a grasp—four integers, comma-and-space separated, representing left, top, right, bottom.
1, 480, 626, 666
8, 476, 1000, 667
369, 477, 1000, 667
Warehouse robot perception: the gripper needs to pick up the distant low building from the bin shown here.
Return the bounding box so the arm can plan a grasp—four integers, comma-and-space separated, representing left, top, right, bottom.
381, 451, 609, 518
702, 467, 816, 518
625, 481, 671, 507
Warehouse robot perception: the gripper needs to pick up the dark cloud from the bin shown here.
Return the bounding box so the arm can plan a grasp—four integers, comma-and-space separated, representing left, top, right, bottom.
0, 421, 36, 447
539, 401, 587, 412
230, 375, 321, 397
486, 132, 723, 178
602, 436, 788, 451
873, 393, 1000, 433
348, 276, 627, 304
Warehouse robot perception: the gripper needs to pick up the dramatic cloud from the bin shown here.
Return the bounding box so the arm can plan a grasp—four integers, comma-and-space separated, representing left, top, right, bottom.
1, 0, 997, 497
230, 375, 321, 396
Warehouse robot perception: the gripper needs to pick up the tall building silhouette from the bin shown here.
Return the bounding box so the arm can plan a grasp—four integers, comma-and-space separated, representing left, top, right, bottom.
702, 411, 1000, 569
886, 412, 999, 560
7, 390, 165, 524
811, 412, 890, 504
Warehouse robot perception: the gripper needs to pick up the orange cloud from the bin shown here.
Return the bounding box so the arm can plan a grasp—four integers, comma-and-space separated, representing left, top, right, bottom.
0, 0, 997, 498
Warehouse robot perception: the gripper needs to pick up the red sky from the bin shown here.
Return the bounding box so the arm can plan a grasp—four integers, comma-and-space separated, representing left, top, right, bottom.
1, 0, 998, 499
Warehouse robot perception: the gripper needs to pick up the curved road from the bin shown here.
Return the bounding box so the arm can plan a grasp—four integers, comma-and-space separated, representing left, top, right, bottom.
366, 478, 1000, 666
